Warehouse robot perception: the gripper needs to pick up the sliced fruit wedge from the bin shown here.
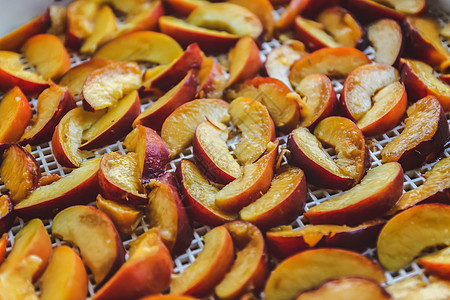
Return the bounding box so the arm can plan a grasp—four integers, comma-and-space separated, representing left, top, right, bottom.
372, 0, 426, 14
80, 5, 117, 54
418, 247, 450, 280
345, 0, 404, 23
228, 0, 274, 40
196, 56, 226, 99
115, 1, 164, 35
367, 18, 403, 66
0, 233, 7, 264
65, 0, 98, 50
294, 16, 340, 51
0, 195, 14, 235
0, 86, 32, 143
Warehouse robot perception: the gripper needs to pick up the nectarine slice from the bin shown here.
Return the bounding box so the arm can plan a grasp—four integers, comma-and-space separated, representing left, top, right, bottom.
52, 205, 125, 285
227, 36, 262, 88
240, 166, 307, 230
375, 0, 426, 14
0, 86, 32, 143
228, 0, 274, 40
378, 204, 450, 270
196, 56, 226, 99
162, 98, 230, 158
0, 195, 14, 235
367, 19, 403, 66
65, 0, 98, 50
294, 16, 340, 51
170, 226, 234, 297
418, 247, 450, 280
116, 0, 164, 35
264, 248, 385, 300
39, 246, 88, 300
345, 0, 404, 23
80, 5, 117, 54
15, 157, 101, 219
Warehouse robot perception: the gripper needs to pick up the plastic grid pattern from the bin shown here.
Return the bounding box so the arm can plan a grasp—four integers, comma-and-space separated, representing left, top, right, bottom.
1, 1, 449, 298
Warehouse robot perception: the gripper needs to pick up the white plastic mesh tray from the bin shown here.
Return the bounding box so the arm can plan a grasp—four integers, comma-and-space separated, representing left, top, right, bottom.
2, 1, 450, 298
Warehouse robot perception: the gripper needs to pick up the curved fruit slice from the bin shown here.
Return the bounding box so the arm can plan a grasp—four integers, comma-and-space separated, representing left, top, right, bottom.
52, 205, 125, 285
229, 97, 275, 165
22, 33, 70, 80
162, 99, 230, 158
215, 221, 268, 299
123, 125, 170, 184
377, 204, 450, 271
345, 0, 404, 23
20, 85, 76, 146
133, 70, 198, 131
193, 120, 242, 185
264, 248, 385, 300
215, 141, 278, 213
93, 228, 173, 300
294, 16, 339, 51
381, 96, 449, 170
296, 277, 391, 300
0, 195, 14, 235
228, 77, 300, 132
296, 74, 337, 130
388, 157, 450, 215
177, 159, 237, 226
94, 31, 183, 64
15, 157, 101, 219
266, 220, 386, 259
39, 246, 88, 300
387, 276, 450, 300
98, 152, 147, 205
240, 166, 307, 230
289, 47, 371, 90
228, 0, 274, 40
305, 163, 403, 226
0, 86, 32, 143
170, 226, 234, 297
81, 61, 142, 111
80, 5, 117, 54
79, 90, 141, 150
373, 0, 426, 14
0, 145, 41, 204
226, 37, 262, 88
147, 173, 193, 256
0, 233, 7, 264
65, 0, 98, 50
367, 19, 403, 66
196, 56, 226, 99
418, 247, 450, 280
116, 1, 164, 35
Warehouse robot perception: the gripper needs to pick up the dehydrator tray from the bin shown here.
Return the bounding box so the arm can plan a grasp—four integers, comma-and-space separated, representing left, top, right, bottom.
1, 0, 450, 298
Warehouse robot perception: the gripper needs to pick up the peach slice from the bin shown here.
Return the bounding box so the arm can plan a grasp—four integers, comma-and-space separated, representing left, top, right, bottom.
215, 141, 278, 213
264, 248, 385, 300
287, 117, 369, 190
228, 77, 300, 132
0, 195, 14, 235
79, 90, 141, 150
193, 120, 242, 185
147, 173, 193, 256
164, 0, 206, 16
418, 247, 450, 280
14, 157, 101, 219
344, 0, 404, 23
229, 97, 275, 165
80, 5, 117, 54
196, 56, 226, 99
240, 166, 307, 230
20, 85, 76, 146
177, 159, 237, 226
305, 163, 403, 226
81, 61, 142, 111
96, 195, 142, 236
0, 233, 7, 264
94, 31, 183, 64
367, 19, 403, 66
215, 221, 268, 299
133, 70, 198, 131
37, 174, 61, 188
65, 0, 99, 50
98, 152, 147, 205
52, 205, 125, 285
162, 98, 230, 158
116, 1, 164, 35
340, 64, 407, 136
296, 74, 337, 130
228, 0, 274, 40
0, 86, 32, 143
170, 226, 234, 297
123, 125, 170, 184
377, 204, 450, 270
381, 96, 449, 170
388, 157, 450, 215
227, 37, 262, 88
294, 16, 340, 51
93, 228, 173, 300
386, 276, 450, 300
289, 47, 371, 89
275, 0, 327, 31
39, 246, 88, 300
296, 278, 391, 300
267, 220, 386, 259
22, 33, 70, 81
373, 0, 426, 14
0, 145, 41, 205
51, 107, 104, 168
400, 58, 450, 112
47, 5, 67, 36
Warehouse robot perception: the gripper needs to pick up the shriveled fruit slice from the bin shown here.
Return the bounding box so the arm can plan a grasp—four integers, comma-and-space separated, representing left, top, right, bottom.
377, 204, 450, 271
240, 166, 306, 230
367, 18, 403, 66
81, 61, 142, 111
20, 85, 76, 146
0, 195, 14, 235
0, 86, 32, 143
226, 37, 262, 88
0, 145, 41, 204
216, 141, 278, 213
170, 226, 234, 298
229, 97, 275, 165
65, 0, 98, 49
418, 247, 450, 280
80, 5, 117, 54
52, 205, 125, 286
264, 248, 385, 300
215, 221, 268, 299
381, 96, 449, 170
98, 152, 147, 205
15, 158, 101, 219
162, 99, 230, 158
